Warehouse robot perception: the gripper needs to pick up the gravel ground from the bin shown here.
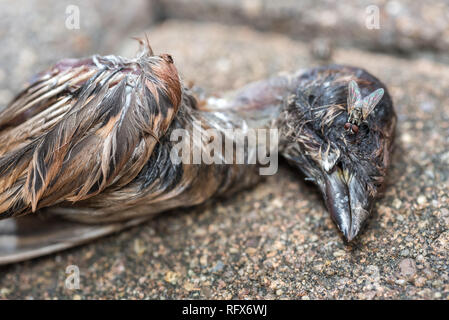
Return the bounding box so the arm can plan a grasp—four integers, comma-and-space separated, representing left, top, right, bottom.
0, 20, 448, 299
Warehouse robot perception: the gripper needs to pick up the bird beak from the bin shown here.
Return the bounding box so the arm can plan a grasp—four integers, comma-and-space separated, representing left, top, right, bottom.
322, 167, 372, 241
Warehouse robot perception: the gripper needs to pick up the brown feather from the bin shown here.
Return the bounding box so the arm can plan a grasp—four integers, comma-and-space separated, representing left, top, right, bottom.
0, 49, 182, 217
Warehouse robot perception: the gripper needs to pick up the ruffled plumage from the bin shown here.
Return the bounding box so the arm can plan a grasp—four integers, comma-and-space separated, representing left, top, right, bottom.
0, 48, 181, 217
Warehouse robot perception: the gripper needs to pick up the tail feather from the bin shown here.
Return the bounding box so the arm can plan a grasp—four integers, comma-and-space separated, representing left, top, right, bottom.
0, 214, 149, 265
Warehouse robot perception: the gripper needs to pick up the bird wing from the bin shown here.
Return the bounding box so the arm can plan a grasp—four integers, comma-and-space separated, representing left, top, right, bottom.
0, 52, 181, 218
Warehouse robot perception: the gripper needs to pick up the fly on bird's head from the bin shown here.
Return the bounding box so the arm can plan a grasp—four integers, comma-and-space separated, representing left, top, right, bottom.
278, 67, 396, 241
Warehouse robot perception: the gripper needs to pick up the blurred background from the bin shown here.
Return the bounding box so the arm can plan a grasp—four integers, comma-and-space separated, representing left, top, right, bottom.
1, 0, 449, 106
0, 0, 448, 299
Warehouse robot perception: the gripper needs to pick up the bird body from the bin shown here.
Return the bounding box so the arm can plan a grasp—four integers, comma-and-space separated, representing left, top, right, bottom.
0, 46, 395, 264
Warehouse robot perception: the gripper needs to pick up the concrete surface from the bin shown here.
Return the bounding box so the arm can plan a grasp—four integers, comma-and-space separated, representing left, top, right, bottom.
0, 20, 448, 299
0, 0, 157, 107
159, 0, 449, 62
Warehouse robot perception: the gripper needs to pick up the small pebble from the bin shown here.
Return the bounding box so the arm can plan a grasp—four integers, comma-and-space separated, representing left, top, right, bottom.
399, 258, 416, 277
333, 250, 346, 257
395, 279, 406, 286
392, 199, 402, 209
417, 195, 427, 205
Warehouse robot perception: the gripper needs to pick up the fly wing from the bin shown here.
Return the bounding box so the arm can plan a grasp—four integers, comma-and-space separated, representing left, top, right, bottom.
347, 80, 362, 113
361, 88, 384, 120
0, 51, 181, 218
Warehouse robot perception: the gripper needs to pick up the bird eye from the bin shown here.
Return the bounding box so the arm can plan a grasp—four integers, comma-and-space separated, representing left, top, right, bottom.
351, 124, 359, 133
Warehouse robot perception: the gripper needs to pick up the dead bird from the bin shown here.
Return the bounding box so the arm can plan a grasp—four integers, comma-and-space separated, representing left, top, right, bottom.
0, 43, 396, 264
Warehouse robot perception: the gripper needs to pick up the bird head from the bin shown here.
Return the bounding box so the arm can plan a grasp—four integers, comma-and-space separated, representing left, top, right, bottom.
278, 67, 396, 241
